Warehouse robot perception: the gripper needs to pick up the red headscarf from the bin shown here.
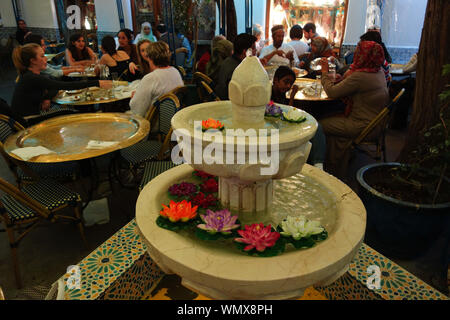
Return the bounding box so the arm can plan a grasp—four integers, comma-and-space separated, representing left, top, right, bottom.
348, 40, 385, 75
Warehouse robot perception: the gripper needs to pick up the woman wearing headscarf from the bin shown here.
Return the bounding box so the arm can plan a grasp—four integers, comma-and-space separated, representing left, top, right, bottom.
359, 31, 392, 86
318, 40, 390, 179
134, 22, 157, 44
205, 38, 233, 84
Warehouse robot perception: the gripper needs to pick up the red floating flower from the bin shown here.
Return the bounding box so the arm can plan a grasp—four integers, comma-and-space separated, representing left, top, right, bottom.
194, 170, 216, 180
202, 118, 224, 131
234, 223, 280, 252
200, 178, 218, 193
190, 192, 218, 209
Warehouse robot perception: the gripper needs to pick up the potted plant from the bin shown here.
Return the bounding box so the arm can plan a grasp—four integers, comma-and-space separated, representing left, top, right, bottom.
356, 65, 450, 260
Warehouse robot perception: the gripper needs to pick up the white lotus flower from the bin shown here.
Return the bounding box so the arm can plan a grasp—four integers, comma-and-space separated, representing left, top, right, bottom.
280, 216, 324, 240
282, 108, 306, 122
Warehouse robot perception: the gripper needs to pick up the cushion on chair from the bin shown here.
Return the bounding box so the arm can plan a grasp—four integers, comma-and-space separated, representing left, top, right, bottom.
139, 160, 179, 191
120, 140, 162, 167
0, 194, 37, 222
17, 161, 79, 182
21, 179, 81, 211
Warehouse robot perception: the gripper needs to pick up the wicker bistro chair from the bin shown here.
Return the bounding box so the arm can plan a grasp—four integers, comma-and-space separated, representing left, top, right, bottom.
344, 88, 406, 162
193, 72, 216, 102
200, 81, 221, 102
0, 115, 79, 185
0, 177, 87, 288
139, 160, 180, 192
115, 94, 181, 187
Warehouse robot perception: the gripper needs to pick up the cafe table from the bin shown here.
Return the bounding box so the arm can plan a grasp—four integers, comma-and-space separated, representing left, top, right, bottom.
4, 113, 150, 208
287, 78, 334, 102
389, 63, 416, 78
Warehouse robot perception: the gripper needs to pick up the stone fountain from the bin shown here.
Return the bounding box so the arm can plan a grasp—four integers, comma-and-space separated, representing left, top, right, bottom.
136, 57, 366, 299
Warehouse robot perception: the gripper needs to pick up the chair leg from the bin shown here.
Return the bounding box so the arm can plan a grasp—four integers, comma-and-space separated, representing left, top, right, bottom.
73, 205, 88, 248
5, 225, 22, 289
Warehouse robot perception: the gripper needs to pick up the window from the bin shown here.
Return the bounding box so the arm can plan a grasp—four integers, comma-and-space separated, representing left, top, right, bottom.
267, 0, 348, 48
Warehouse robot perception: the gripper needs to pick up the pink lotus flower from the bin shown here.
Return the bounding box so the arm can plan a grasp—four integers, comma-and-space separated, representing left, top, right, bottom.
234, 223, 280, 252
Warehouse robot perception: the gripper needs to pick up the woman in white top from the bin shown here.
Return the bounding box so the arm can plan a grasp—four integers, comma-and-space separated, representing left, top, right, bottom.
129, 41, 183, 117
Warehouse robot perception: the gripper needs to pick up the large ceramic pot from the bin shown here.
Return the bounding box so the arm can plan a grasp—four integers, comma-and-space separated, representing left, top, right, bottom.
357, 163, 450, 260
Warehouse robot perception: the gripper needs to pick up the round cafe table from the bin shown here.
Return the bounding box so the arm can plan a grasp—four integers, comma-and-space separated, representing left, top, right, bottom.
4, 113, 149, 163
4, 113, 150, 209
287, 78, 334, 102
52, 83, 132, 107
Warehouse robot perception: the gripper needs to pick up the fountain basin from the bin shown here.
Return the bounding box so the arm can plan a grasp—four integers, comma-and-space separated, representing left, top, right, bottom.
136, 164, 366, 300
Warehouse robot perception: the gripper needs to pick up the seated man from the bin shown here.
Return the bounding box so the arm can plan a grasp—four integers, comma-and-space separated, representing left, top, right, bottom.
259, 25, 299, 67
215, 33, 257, 100
271, 66, 326, 169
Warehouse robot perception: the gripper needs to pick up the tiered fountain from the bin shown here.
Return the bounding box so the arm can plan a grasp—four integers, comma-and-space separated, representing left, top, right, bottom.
136, 57, 366, 300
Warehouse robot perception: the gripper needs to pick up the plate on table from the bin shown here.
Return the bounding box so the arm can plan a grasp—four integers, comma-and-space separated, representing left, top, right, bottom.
292, 67, 308, 78
66, 89, 82, 95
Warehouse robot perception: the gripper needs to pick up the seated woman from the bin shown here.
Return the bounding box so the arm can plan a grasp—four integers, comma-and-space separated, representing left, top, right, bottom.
197, 35, 225, 74
205, 38, 233, 85
24, 34, 84, 78
11, 44, 111, 125
129, 41, 183, 118
359, 31, 392, 87
134, 22, 157, 44
99, 35, 135, 82
136, 39, 152, 77
318, 41, 390, 179
271, 66, 326, 169
65, 33, 97, 67
300, 37, 343, 78
117, 28, 139, 64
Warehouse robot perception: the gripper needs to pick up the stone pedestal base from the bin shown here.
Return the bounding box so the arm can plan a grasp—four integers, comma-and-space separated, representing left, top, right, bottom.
219, 177, 273, 224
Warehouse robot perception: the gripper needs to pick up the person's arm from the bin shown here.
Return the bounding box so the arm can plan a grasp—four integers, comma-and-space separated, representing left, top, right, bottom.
41, 66, 64, 79
129, 76, 153, 117
319, 58, 359, 99
29, 73, 109, 92
87, 47, 97, 63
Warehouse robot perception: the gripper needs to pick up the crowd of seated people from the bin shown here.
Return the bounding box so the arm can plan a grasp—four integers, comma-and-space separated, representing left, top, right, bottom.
3, 19, 397, 183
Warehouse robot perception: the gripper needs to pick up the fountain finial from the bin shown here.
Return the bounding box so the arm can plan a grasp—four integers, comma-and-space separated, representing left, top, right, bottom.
228, 57, 271, 128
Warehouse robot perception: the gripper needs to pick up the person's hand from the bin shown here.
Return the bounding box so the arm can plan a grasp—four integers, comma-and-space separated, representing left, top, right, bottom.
99, 80, 113, 89
73, 66, 85, 73
291, 84, 299, 96
334, 73, 343, 83
320, 57, 329, 74
299, 61, 306, 68
40, 99, 51, 111
274, 50, 285, 58
129, 62, 139, 75
259, 57, 268, 66
175, 47, 188, 54
286, 51, 294, 62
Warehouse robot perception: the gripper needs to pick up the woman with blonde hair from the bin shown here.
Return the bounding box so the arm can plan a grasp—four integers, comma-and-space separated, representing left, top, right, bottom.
11, 43, 111, 123
136, 38, 152, 76
129, 41, 183, 117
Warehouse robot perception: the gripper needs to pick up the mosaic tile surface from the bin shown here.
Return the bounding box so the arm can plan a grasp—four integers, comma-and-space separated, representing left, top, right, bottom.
55, 219, 448, 300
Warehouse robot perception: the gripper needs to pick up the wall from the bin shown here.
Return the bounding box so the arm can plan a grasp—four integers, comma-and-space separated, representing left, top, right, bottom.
215, 0, 267, 39
0, 1, 16, 27
21, 0, 58, 29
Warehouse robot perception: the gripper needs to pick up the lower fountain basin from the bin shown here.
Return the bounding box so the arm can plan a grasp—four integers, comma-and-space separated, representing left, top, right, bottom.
136, 164, 366, 300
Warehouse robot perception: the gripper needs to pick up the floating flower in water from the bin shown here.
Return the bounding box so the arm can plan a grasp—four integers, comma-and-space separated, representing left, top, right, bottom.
279, 216, 324, 240
160, 200, 198, 222
168, 182, 197, 197
234, 223, 280, 252
197, 209, 240, 234
282, 108, 307, 123
202, 118, 224, 131
200, 178, 218, 193
190, 192, 218, 208
265, 101, 282, 117
193, 170, 216, 180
